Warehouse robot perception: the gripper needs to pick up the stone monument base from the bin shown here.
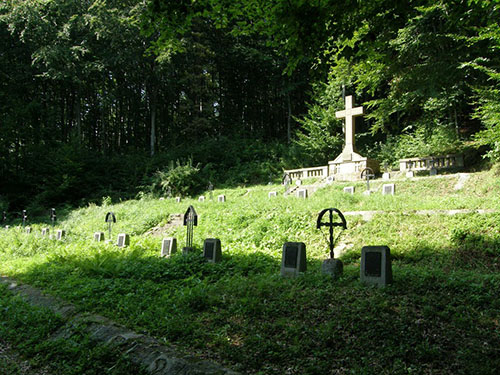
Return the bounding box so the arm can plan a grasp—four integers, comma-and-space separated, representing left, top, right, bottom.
328, 156, 380, 181
321, 258, 343, 279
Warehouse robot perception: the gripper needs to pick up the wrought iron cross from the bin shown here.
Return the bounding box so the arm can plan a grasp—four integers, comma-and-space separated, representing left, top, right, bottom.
105, 212, 116, 240
22, 210, 27, 227
50, 208, 57, 226
360, 167, 375, 191
316, 208, 347, 259
183, 205, 198, 250
208, 181, 214, 200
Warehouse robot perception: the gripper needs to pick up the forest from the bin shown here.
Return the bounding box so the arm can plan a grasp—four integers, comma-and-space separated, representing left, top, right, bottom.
1, 0, 499, 211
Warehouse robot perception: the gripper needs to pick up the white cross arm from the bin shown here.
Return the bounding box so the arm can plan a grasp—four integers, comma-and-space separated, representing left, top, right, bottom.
335, 106, 364, 119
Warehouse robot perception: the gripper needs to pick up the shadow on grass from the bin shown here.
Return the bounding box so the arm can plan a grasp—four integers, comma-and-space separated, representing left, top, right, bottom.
8, 242, 500, 375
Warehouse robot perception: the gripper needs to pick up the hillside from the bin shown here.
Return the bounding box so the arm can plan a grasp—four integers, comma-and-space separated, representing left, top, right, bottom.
1, 170, 500, 374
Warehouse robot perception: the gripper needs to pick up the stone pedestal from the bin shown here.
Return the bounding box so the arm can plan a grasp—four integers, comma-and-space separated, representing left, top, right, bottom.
321, 258, 343, 279
329, 153, 380, 181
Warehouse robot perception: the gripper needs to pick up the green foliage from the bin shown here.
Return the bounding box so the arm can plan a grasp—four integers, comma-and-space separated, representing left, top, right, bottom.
2, 170, 500, 373
0, 285, 148, 375
373, 126, 463, 167
151, 159, 203, 197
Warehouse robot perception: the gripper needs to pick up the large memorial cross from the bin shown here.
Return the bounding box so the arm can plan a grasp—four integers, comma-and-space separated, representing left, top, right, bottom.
335, 95, 364, 161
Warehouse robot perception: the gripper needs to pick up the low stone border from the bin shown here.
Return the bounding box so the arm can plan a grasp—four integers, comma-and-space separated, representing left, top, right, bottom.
0, 276, 239, 375
344, 209, 497, 221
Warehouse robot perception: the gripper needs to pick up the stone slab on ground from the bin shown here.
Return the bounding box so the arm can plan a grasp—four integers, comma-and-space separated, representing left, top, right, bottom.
343, 208, 497, 221
0, 277, 240, 375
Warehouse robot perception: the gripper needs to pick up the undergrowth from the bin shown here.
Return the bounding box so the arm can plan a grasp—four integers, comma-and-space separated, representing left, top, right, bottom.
1, 169, 500, 374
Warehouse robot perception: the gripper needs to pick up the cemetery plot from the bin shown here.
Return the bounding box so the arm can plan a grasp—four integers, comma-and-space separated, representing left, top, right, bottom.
217, 194, 226, 202
116, 233, 130, 248
360, 246, 392, 287
343, 186, 355, 194
280, 242, 307, 277
203, 239, 222, 263
382, 184, 395, 195
296, 188, 308, 198
94, 232, 105, 242
56, 229, 65, 240
161, 237, 177, 257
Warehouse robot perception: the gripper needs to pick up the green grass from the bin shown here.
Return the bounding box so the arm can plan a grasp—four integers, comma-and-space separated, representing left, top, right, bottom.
1, 169, 500, 374
0, 285, 148, 375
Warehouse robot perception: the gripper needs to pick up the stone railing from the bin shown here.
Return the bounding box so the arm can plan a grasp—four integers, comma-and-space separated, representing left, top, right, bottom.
284, 165, 329, 180
399, 154, 464, 171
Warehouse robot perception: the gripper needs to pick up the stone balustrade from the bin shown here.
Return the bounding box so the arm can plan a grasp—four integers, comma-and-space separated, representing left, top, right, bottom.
284, 165, 329, 180
399, 154, 464, 171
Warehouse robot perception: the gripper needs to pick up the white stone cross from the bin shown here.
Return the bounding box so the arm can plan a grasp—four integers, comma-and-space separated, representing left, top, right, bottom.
335, 95, 364, 161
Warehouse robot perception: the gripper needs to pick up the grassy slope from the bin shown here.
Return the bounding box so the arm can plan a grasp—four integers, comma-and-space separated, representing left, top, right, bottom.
1, 171, 500, 374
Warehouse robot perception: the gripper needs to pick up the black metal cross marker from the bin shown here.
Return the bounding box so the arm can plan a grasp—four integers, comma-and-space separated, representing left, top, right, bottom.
22, 210, 27, 227
50, 208, 56, 226
316, 208, 347, 259
208, 182, 214, 200
105, 212, 116, 240
360, 167, 375, 191
183, 205, 198, 252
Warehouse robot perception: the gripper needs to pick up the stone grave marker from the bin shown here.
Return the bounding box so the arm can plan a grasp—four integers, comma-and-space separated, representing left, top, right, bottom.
326, 175, 335, 184
217, 194, 226, 203
282, 173, 292, 188
94, 232, 105, 242
406, 161, 414, 178
25, 227, 32, 234
159, 197, 165, 201
360, 246, 393, 287
295, 179, 302, 187
268, 191, 277, 198
429, 160, 437, 176
175, 197, 181, 203
161, 237, 177, 257
343, 186, 355, 194
116, 233, 130, 248
382, 184, 395, 195
198, 196, 205, 202
296, 188, 308, 198
56, 229, 65, 240
317, 208, 347, 279
182, 205, 198, 254
41, 228, 49, 236
166, 187, 172, 198
203, 238, 222, 263
382, 172, 390, 180
5, 225, 9, 230
105, 212, 116, 242
280, 242, 307, 277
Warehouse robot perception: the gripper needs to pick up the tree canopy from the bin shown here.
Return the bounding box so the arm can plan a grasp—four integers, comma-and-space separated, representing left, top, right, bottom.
1, 0, 499, 209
